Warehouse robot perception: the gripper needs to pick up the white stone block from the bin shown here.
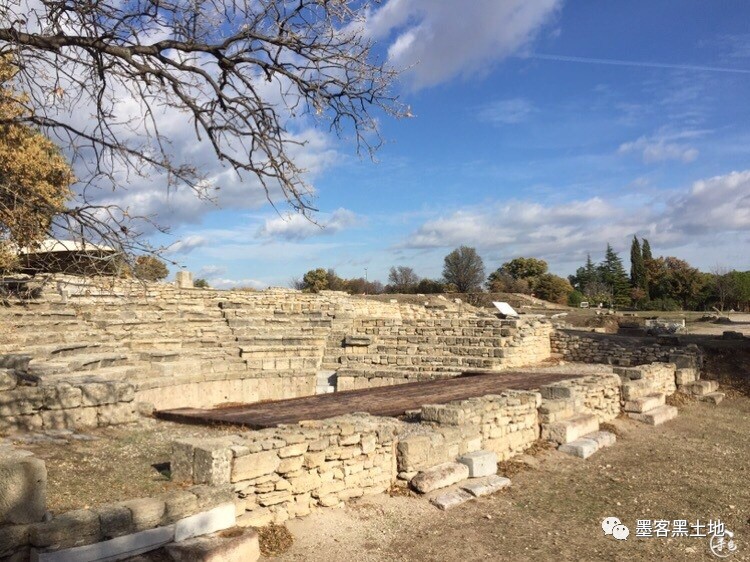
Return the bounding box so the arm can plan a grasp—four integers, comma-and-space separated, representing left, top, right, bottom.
174, 502, 235, 542
460, 475, 511, 497
430, 490, 473, 510
558, 438, 598, 459
458, 450, 497, 478
32, 525, 175, 562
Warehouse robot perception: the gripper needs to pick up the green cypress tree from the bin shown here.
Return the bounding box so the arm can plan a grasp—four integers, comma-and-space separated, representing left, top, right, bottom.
598, 244, 630, 308
642, 239, 653, 261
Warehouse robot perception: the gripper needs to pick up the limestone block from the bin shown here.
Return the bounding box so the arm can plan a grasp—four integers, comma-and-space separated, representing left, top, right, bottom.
675, 368, 698, 386
0, 523, 30, 558
0, 388, 43, 416
278, 443, 308, 458
410, 462, 469, 494
42, 385, 82, 410
542, 414, 599, 445
277, 456, 304, 474
32, 524, 175, 562
190, 485, 235, 511
78, 383, 119, 407
288, 472, 322, 494
30, 509, 101, 550
171, 441, 197, 484
396, 435, 431, 473
0, 455, 47, 525
0, 369, 18, 391
41, 409, 97, 431
558, 438, 598, 459
623, 393, 665, 414
627, 405, 678, 426
231, 451, 280, 482
174, 502, 236, 542
94, 504, 134, 539
430, 489, 473, 510
194, 444, 233, 486
97, 402, 138, 426
121, 497, 166, 532
458, 450, 497, 478
459, 475, 511, 497
162, 490, 199, 523
236, 508, 273, 528
166, 528, 260, 562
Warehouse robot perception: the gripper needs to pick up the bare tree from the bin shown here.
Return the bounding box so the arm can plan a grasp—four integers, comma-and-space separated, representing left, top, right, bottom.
0, 0, 404, 259
443, 246, 485, 293
387, 265, 419, 293
711, 265, 735, 312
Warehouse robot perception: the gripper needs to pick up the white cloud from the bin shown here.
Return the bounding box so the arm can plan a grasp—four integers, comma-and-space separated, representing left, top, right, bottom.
618, 130, 704, 164
366, 0, 562, 90
256, 208, 359, 241
397, 169, 750, 267
478, 98, 536, 125
167, 235, 208, 254
207, 278, 268, 290
197, 265, 227, 278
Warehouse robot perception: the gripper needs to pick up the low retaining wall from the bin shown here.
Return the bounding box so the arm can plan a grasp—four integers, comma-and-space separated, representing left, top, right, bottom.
551, 329, 701, 367
0, 377, 137, 433
0, 440, 237, 560
538, 374, 622, 423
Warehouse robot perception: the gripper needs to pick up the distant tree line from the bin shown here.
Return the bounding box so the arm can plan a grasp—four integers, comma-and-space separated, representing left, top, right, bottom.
294, 241, 750, 312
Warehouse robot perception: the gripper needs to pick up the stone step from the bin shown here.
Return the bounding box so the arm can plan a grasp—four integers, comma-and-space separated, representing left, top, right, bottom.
458, 450, 498, 478
675, 368, 699, 386
411, 462, 470, 493
699, 392, 725, 405
684, 380, 719, 396
429, 489, 473, 510
459, 475, 511, 497
558, 431, 616, 459
627, 404, 678, 426
243, 356, 321, 371
239, 345, 323, 359
623, 393, 666, 413
542, 413, 599, 445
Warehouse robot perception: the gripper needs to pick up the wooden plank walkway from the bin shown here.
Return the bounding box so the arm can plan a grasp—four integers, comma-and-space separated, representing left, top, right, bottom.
157, 371, 582, 429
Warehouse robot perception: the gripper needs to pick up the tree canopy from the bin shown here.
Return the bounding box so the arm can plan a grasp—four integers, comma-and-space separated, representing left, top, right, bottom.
443, 246, 485, 293
0, 57, 73, 270
0, 0, 404, 253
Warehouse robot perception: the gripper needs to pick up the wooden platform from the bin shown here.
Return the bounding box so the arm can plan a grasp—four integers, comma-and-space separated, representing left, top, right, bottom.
157, 371, 582, 429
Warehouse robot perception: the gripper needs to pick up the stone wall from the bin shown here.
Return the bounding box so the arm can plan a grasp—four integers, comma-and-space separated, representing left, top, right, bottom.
0, 440, 236, 560
171, 414, 401, 528
551, 329, 699, 367
615, 363, 678, 400
538, 374, 622, 423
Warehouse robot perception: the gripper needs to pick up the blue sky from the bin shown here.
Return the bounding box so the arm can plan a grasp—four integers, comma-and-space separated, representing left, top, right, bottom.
139, 1, 750, 288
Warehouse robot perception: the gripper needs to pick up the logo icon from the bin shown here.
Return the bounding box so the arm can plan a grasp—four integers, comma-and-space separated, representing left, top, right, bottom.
603, 517, 629, 541
710, 529, 738, 559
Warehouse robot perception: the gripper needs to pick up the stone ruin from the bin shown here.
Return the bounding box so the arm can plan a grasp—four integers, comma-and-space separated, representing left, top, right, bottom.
0, 274, 723, 561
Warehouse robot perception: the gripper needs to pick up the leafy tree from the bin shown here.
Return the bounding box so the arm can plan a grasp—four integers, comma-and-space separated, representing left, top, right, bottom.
0, 58, 73, 271
193, 278, 209, 289
597, 244, 630, 308
133, 256, 169, 281
325, 269, 346, 291
486, 271, 531, 293
387, 266, 420, 293
498, 257, 548, 281
711, 266, 736, 311
534, 274, 574, 305
629, 236, 648, 293
344, 277, 383, 295
728, 271, 750, 311
443, 246, 486, 293
1, 1, 404, 253
660, 257, 705, 309
415, 278, 446, 294
567, 290, 585, 307
302, 268, 329, 293
568, 254, 599, 294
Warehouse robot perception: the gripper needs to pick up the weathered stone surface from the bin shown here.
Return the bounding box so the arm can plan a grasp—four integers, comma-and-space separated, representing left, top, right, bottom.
430, 489, 473, 510
33, 524, 174, 562
0, 388, 43, 417
166, 528, 260, 562
30, 509, 101, 549
232, 451, 280, 482
174, 502, 236, 542
42, 385, 82, 410
95, 503, 133, 539
0, 455, 47, 525
0, 523, 30, 557
194, 444, 233, 485
460, 475, 511, 497
0, 369, 18, 391
627, 405, 678, 426
623, 393, 665, 413
162, 490, 199, 523
236, 508, 273, 528
190, 485, 235, 511
458, 450, 497, 478
121, 497, 166, 532
542, 414, 599, 445
411, 462, 469, 494
97, 402, 138, 426
699, 392, 725, 405
558, 438, 598, 459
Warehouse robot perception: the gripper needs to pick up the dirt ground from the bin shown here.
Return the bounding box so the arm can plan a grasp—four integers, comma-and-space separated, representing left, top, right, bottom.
267, 398, 750, 562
